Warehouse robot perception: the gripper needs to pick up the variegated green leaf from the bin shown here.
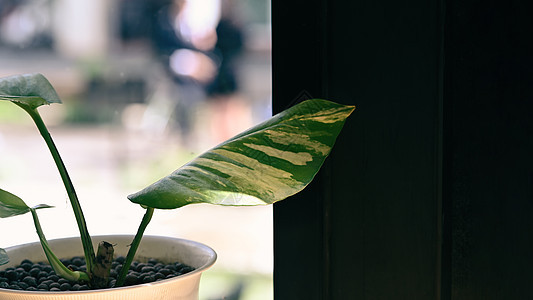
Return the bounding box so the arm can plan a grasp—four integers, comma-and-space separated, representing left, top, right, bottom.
128, 99, 355, 209
0, 73, 61, 109
0, 188, 30, 218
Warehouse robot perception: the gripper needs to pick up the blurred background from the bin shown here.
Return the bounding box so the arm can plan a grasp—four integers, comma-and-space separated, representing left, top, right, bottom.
0, 0, 272, 299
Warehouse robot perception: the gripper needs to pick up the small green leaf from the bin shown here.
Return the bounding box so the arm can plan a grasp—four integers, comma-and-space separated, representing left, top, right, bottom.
128, 99, 355, 209
0, 248, 8, 265
0, 189, 53, 218
33, 204, 54, 210
0, 73, 61, 109
0, 188, 30, 218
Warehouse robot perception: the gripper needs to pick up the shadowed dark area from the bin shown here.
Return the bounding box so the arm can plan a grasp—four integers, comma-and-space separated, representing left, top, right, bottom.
273, 0, 533, 298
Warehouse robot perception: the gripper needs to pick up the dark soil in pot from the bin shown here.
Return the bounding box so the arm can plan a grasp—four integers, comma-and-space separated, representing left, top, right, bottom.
0, 256, 194, 291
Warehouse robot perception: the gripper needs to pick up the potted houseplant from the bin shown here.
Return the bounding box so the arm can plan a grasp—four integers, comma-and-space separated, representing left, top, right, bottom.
0, 73, 354, 299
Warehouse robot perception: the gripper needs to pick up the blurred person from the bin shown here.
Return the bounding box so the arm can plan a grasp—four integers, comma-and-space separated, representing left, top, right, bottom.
203, 0, 250, 144
147, 0, 219, 141
145, 0, 248, 145
205, 0, 244, 97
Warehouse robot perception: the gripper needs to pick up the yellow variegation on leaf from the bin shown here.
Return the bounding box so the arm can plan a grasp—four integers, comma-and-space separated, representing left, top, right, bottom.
128, 99, 355, 209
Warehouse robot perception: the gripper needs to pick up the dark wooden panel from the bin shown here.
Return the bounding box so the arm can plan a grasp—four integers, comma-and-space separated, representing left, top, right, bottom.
445, 0, 533, 298
273, 0, 443, 298
271, 0, 329, 298
273, 0, 533, 298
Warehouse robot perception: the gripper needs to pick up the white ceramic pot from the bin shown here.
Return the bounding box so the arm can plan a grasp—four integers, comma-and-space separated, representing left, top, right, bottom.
0, 235, 217, 300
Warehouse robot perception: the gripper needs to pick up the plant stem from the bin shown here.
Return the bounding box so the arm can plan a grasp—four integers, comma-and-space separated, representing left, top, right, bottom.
91, 241, 114, 288
30, 208, 90, 282
115, 207, 154, 287
19, 104, 96, 274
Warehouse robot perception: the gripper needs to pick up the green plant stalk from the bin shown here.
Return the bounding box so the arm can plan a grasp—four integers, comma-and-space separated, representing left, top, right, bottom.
17, 104, 96, 274
30, 208, 90, 282
115, 207, 154, 287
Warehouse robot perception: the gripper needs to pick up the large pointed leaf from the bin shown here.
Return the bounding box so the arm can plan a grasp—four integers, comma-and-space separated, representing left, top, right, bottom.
128, 99, 355, 209
0, 73, 61, 109
0, 188, 30, 218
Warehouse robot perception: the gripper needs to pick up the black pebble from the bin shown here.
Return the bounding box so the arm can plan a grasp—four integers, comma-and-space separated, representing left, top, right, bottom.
29, 268, 41, 278
141, 266, 155, 273
49, 282, 60, 289
20, 263, 33, 272
17, 282, 28, 290
124, 273, 139, 286
22, 276, 37, 287
38, 271, 49, 279
41, 265, 52, 273
5, 270, 18, 281
142, 275, 155, 283
1, 257, 194, 291
72, 257, 85, 267
158, 268, 172, 276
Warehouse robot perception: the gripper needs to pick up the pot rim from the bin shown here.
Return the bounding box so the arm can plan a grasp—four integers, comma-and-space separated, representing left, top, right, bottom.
0, 235, 217, 295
